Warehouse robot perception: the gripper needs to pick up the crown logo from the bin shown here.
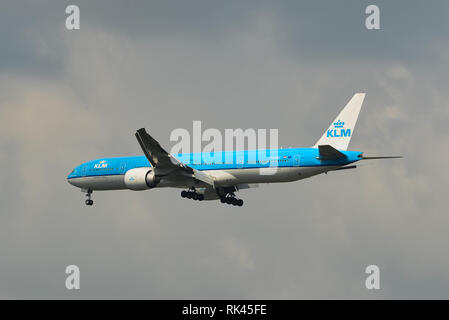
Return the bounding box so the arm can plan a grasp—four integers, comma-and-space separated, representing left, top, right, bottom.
333, 120, 344, 128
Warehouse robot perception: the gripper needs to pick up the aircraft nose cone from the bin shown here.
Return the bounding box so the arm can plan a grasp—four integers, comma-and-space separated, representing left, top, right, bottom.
67, 168, 77, 186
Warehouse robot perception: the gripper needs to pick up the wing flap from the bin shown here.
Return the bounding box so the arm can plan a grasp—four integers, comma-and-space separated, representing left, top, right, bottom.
192, 168, 215, 187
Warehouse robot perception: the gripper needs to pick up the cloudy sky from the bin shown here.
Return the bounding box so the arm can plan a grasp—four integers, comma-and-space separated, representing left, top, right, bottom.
1, 0, 448, 299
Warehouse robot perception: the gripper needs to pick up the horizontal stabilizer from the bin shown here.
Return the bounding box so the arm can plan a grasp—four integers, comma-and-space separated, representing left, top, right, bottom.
361, 156, 403, 160
318, 145, 348, 161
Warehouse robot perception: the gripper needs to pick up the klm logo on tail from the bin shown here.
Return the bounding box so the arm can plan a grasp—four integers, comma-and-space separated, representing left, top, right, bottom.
313, 93, 364, 150
327, 120, 351, 138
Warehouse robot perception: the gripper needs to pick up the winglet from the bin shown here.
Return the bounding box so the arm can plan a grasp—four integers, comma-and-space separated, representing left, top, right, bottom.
135, 128, 162, 167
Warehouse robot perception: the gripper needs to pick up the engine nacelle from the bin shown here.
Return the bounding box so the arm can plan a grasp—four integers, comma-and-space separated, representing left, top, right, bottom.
124, 167, 157, 190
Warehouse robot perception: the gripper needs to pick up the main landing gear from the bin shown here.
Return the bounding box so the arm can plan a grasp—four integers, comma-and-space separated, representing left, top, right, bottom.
181, 188, 204, 201
84, 189, 93, 206
181, 186, 244, 207
215, 186, 244, 207
220, 193, 243, 207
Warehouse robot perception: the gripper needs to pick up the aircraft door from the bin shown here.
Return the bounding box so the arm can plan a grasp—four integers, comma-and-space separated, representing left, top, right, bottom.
236, 152, 244, 169
119, 163, 126, 174
293, 155, 300, 166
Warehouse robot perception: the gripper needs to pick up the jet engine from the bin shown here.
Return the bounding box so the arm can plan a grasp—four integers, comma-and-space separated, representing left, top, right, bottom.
124, 167, 157, 190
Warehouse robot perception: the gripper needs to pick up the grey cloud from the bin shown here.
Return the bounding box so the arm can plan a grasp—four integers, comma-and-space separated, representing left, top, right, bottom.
69, 0, 449, 62
0, 1, 68, 76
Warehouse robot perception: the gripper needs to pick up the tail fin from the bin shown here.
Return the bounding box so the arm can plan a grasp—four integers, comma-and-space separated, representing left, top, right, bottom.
312, 93, 365, 151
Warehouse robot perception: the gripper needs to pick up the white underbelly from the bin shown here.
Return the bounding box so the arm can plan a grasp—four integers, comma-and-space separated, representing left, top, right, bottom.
68, 175, 126, 190
203, 166, 339, 186
68, 166, 342, 191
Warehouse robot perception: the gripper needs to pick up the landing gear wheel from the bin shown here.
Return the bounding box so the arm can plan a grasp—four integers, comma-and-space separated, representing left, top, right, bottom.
84, 189, 93, 206
218, 192, 244, 207
181, 188, 205, 202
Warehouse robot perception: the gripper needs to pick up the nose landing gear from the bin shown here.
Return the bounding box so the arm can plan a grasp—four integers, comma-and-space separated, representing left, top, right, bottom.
84, 189, 93, 206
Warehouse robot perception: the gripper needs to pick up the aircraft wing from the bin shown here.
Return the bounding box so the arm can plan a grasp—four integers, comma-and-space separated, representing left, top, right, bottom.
135, 128, 215, 187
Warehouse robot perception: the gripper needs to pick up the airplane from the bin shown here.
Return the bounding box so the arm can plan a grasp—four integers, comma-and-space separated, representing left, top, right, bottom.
67, 93, 401, 206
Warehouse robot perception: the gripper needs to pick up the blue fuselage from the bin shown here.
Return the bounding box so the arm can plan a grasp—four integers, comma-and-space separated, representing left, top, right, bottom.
67, 148, 362, 181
